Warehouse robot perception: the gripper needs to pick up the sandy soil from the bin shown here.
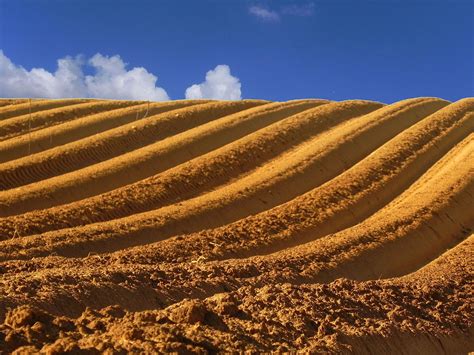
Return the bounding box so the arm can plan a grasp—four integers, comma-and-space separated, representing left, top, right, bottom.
0, 97, 472, 353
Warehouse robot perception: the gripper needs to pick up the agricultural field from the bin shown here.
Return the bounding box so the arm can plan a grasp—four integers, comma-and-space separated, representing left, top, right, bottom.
0, 97, 472, 353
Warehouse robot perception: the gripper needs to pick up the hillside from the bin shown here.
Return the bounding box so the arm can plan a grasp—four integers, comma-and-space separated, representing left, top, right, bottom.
0, 97, 472, 353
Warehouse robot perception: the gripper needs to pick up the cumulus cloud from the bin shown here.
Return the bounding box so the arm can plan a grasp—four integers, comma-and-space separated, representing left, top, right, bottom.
0, 50, 169, 100
185, 65, 242, 100
248, 5, 280, 22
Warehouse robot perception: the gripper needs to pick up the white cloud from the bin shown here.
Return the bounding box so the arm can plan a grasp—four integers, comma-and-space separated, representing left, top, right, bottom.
185, 65, 242, 100
248, 5, 280, 22
281, 3, 315, 17
0, 51, 169, 100
248, 3, 315, 22
84, 54, 169, 101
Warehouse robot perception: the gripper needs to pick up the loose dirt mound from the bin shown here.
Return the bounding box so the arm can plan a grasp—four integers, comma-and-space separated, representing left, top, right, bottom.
0, 97, 472, 353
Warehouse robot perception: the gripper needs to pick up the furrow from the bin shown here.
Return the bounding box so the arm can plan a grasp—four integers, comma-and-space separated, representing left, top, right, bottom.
0, 98, 450, 258
0, 153, 470, 321
0, 100, 310, 215
176, 135, 472, 288
64, 135, 474, 309
0, 99, 30, 109
0, 236, 471, 340
0, 97, 471, 355
0, 99, 89, 121
129, 98, 471, 264
0, 99, 220, 189
243, 135, 474, 285
0, 100, 212, 164
105, 98, 471, 263
0, 99, 383, 237
0, 100, 134, 142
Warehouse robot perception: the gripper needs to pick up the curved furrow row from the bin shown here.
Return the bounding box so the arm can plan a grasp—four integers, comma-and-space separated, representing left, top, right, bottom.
0, 99, 30, 109
0, 137, 470, 318
0, 98, 451, 259
0, 96, 471, 355
0, 100, 138, 143
0, 99, 90, 121
0, 99, 385, 238
240, 134, 474, 285
0, 100, 317, 216
127, 98, 472, 264
0, 100, 213, 165
0, 100, 256, 190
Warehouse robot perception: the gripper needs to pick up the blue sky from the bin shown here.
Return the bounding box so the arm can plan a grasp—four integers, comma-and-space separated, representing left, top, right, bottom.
0, 0, 473, 102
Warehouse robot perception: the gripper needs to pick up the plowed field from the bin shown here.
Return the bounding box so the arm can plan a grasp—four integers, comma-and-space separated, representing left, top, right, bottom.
0, 97, 472, 353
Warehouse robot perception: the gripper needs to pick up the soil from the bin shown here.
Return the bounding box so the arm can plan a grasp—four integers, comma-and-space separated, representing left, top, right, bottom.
0, 97, 472, 353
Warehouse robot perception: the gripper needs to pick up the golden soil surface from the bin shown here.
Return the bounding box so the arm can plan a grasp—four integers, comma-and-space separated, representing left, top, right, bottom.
0, 97, 472, 353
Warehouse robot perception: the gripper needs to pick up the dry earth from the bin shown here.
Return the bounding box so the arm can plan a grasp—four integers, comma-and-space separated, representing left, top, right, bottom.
0, 97, 472, 353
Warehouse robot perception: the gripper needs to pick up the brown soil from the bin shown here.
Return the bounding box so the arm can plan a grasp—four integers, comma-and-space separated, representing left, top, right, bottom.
0, 99, 216, 163
0, 100, 141, 143
0, 99, 30, 109
0, 99, 91, 122
0, 97, 472, 353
